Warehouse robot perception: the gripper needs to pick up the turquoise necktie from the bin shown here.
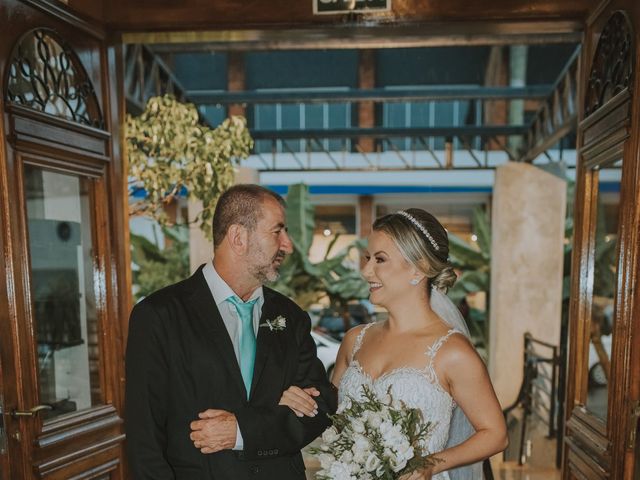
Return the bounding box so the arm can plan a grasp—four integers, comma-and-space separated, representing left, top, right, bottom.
226, 295, 258, 398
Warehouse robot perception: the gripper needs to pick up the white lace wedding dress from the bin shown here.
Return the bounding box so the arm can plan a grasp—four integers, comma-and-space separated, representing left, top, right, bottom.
338, 323, 461, 480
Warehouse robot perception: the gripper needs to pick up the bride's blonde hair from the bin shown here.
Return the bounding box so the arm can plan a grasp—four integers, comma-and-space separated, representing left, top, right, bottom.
372, 208, 456, 292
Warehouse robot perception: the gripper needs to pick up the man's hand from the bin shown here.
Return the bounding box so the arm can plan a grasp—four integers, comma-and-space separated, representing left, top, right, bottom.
190, 409, 237, 454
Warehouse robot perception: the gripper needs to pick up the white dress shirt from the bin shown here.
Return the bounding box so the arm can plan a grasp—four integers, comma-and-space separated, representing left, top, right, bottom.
202, 261, 265, 451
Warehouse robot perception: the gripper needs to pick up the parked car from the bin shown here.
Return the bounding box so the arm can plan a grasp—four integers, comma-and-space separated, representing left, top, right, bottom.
316, 302, 373, 341
588, 333, 612, 387
311, 330, 340, 378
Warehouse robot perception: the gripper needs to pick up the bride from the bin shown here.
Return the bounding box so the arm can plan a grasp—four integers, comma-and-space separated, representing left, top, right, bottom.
280, 209, 507, 479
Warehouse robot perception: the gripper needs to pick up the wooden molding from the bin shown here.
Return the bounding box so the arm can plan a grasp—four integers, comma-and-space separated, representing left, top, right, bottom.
19, 0, 106, 39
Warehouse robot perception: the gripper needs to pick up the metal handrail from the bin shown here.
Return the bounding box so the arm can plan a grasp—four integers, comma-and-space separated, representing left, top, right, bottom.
503, 332, 562, 467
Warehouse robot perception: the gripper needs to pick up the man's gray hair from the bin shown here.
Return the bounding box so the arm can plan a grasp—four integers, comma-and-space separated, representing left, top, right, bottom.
212, 184, 285, 248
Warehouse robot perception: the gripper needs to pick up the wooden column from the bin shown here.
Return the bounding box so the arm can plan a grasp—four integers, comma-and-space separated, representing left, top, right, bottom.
357, 49, 375, 153
358, 195, 375, 239
228, 51, 245, 117
484, 46, 509, 150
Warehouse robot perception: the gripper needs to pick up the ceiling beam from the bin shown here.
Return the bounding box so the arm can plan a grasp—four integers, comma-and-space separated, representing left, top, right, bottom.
186, 86, 552, 105
125, 22, 582, 51
251, 126, 528, 140
109, 0, 593, 32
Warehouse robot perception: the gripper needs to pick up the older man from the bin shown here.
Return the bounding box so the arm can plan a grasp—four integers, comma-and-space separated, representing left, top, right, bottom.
125, 184, 336, 479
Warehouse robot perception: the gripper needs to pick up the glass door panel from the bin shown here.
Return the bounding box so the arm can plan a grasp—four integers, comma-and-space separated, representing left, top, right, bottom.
585, 159, 622, 421
23, 165, 102, 420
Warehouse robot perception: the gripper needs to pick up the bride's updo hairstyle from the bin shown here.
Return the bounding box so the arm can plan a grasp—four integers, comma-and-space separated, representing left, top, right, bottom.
372, 208, 457, 292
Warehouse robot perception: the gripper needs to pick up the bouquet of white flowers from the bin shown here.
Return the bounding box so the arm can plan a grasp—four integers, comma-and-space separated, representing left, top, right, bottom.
311, 385, 439, 480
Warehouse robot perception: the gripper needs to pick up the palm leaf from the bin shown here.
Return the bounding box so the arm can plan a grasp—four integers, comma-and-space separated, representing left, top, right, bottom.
448, 234, 487, 269
471, 207, 491, 258
285, 183, 315, 255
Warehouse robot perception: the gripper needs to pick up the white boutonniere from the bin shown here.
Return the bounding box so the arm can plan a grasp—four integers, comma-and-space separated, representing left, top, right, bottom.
260, 315, 287, 332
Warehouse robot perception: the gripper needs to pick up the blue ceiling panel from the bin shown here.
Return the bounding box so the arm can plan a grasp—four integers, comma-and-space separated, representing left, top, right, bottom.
172, 52, 228, 90
526, 44, 579, 84
245, 50, 359, 89
376, 47, 491, 86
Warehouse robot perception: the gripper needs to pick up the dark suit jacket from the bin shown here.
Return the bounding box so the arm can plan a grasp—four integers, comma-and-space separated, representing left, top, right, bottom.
125, 266, 337, 480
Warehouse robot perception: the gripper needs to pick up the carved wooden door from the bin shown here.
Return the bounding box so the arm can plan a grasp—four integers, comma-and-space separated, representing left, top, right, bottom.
563, 5, 640, 479
0, 5, 129, 479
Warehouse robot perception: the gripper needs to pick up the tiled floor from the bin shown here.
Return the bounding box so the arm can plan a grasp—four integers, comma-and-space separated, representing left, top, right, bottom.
495, 461, 561, 480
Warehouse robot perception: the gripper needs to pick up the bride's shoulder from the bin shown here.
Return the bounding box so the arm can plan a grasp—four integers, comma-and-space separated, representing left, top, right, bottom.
342, 322, 369, 345
435, 331, 479, 366
338, 322, 374, 352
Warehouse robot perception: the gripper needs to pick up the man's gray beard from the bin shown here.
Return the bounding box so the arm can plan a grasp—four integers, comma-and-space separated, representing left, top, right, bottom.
250, 263, 280, 284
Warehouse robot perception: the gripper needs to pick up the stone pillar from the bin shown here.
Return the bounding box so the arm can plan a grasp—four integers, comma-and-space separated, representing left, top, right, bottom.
488, 162, 566, 407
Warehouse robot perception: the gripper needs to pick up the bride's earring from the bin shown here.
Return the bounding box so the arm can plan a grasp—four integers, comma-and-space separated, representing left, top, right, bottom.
409, 278, 419, 286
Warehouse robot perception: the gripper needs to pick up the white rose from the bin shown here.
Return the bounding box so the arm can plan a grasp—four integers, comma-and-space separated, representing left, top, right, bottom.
398, 444, 414, 463
379, 421, 394, 436
353, 445, 367, 464
322, 426, 339, 444
351, 419, 365, 434
337, 398, 352, 413
340, 450, 354, 463
329, 461, 355, 480
390, 446, 413, 473
319, 453, 335, 469
365, 453, 381, 472
353, 433, 370, 452
367, 412, 383, 428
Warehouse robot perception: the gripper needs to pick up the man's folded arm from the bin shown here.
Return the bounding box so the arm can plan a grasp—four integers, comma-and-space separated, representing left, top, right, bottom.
235, 313, 337, 459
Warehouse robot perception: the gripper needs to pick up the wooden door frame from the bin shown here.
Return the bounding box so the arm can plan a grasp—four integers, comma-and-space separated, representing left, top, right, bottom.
1, 105, 127, 479
0, 3, 130, 478
563, 3, 640, 479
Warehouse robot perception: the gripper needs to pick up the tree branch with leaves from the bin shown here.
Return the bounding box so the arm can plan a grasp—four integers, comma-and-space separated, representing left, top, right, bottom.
126, 95, 253, 239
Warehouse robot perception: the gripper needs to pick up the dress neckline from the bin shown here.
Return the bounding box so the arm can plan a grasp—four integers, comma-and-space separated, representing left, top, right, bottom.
348, 322, 460, 399
348, 358, 454, 401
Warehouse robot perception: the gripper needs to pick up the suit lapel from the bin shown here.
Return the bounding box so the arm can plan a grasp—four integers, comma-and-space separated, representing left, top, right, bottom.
185, 269, 246, 397
250, 289, 282, 399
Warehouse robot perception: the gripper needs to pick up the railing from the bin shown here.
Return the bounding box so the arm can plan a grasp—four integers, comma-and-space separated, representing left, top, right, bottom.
248, 125, 528, 171
520, 46, 580, 163
124, 44, 189, 114
503, 332, 562, 467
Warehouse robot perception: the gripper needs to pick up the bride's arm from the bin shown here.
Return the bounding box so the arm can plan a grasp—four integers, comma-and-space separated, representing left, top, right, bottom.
329, 326, 360, 387
430, 336, 508, 474
279, 325, 363, 416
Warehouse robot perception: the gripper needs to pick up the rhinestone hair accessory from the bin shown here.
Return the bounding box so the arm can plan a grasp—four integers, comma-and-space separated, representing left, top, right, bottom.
396, 210, 440, 251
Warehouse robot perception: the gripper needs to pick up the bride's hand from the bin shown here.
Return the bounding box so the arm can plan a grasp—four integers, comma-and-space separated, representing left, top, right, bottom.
278, 386, 320, 417
399, 467, 433, 480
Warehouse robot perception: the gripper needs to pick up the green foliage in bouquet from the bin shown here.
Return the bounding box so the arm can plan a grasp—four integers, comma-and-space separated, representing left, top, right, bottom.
311, 385, 439, 480
268, 183, 370, 310
126, 94, 253, 239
